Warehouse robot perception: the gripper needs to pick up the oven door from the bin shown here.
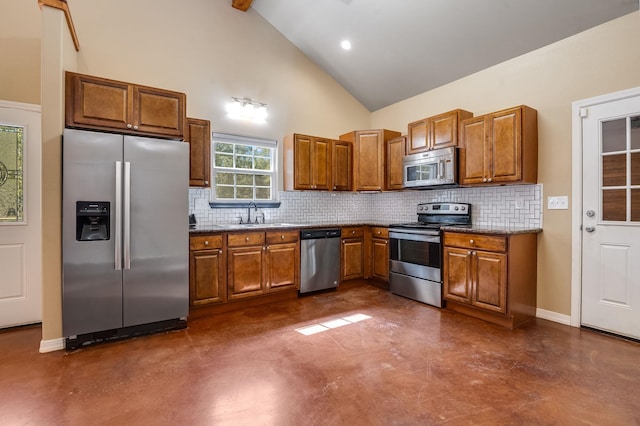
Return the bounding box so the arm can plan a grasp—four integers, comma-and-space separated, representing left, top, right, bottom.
389, 230, 441, 282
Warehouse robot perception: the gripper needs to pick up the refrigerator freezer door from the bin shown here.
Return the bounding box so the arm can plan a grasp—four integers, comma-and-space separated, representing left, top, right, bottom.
62, 129, 124, 337
122, 136, 189, 327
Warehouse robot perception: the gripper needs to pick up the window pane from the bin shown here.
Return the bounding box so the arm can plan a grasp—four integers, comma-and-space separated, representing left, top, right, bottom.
236, 156, 253, 169
215, 154, 233, 168
216, 172, 234, 185
255, 175, 271, 186
256, 188, 271, 200
235, 145, 253, 155
236, 174, 253, 186
254, 157, 271, 170
0, 125, 24, 223
236, 187, 253, 199
216, 186, 234, 199
215, 142, 233, 153
632, 152, 640, 186
632, 189, 640, 222
602, 154, 626, 187
254, 147, 270, 157
602, 189, 626, 221
631, 116, 640, 150
602, 119, 626, 153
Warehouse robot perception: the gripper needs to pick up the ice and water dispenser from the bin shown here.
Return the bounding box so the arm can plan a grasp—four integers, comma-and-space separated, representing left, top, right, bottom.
76, 201, 110, 241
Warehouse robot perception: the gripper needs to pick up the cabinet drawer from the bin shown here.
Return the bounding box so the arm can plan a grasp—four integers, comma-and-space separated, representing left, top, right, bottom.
190, 234, 223, 251
370, 227, 389, 239
444, 232, 506, 252
266, 230, 299, 245
342, 226, 364, 239
228, 232, 265, 247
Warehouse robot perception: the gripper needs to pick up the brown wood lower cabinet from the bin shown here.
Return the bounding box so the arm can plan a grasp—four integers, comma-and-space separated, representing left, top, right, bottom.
443, 231, 537, 328
341, 226, 364, 281
370, 227, 389, 282
189, 235, 225, 306
190, 230, 299, 309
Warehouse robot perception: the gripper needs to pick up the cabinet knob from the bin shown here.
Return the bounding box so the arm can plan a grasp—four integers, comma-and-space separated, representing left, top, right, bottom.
204, 240, 209, 246
487, 178, 492, 183
281, 235, 285, 240
204, 181, 209, 185
126, 124, 132, 129
352, 230, 356, 234
467, 250, 472, 255
469, 239, 474, 244
245, 237, 249, 242
219, 249, 223, 254
482, 178, 487, 183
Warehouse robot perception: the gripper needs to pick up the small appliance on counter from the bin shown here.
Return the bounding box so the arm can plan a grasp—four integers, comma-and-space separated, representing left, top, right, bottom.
189, 214, 197, 229
388, 202, 471, 307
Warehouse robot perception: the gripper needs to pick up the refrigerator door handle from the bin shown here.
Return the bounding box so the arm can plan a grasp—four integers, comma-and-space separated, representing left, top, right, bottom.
115, 161, 122, 270
124, 161, 131, 270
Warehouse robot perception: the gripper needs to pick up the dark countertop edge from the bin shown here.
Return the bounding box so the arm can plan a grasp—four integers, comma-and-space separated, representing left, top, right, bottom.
189, 223, 390, 234
190, 223, 542, 235
441, 226, 543, 235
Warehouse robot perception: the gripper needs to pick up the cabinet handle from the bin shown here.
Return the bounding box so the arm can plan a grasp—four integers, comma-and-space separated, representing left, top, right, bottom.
219, 249, 223, 254
245, 237, 249, 242
482, 178, 487, 183
469, 239, 474, 244
204, 181, 209, 185
487, 178, 492, 183
204, 240, 209, 246
133, 125, 139, 130
352, 230, 356, 234
126, 124, 133, 129
281, 235, 285, 240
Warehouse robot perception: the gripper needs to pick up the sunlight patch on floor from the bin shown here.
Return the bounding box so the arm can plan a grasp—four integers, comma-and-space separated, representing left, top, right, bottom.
295, 313, 372, 336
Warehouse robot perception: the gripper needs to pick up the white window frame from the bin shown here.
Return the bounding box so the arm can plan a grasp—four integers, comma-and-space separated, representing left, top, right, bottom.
209, 132, 279, 206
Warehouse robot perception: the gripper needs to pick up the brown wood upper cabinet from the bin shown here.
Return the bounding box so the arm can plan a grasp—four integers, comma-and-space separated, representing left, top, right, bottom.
65, 71, 187, 139
385, 135, 406, 191
283, 134, 352, 191
407, 109, 473, 154
185, 118, 211, 187
459, 105, 538, 185
340, 129, 401, 191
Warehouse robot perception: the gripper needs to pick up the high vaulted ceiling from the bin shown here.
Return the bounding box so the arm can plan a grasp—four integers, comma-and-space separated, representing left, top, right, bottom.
249, 0, 639, 111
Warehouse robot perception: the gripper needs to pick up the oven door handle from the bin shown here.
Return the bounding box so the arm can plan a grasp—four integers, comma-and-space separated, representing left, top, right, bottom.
389, 231, 440, 243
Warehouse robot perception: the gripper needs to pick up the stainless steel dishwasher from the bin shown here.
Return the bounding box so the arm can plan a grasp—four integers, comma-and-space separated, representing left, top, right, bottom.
300, 228, 341, 293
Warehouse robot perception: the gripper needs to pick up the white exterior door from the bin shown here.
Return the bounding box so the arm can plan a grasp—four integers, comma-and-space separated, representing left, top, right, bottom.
581, 92, 640, 340
0, 101, 42, 328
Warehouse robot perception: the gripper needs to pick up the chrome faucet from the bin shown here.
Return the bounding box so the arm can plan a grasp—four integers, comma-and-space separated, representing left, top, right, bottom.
247, 201, 257, 224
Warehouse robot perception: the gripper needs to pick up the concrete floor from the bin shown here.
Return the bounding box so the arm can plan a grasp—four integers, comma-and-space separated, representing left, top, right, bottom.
2, 282, 639, 425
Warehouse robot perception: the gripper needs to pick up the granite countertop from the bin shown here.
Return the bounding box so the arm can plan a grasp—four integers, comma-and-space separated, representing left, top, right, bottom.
189, 222, 391, 234
441, 225, 542, 235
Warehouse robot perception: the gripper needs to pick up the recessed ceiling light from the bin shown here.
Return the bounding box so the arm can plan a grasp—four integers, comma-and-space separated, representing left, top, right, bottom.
340, 40, 351, 50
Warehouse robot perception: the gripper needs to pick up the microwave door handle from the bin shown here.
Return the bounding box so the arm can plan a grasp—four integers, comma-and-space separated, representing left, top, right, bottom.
438, 160, 444, 178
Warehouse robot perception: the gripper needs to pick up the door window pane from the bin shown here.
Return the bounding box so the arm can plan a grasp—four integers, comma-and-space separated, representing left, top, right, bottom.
602, 154, 626, 187
632, 189, 640, 222
0, 125, 24, 223
602, 189, 626, 221
631, 116, 640, 150
632, 152, 640, 186
602, 119, 626, 153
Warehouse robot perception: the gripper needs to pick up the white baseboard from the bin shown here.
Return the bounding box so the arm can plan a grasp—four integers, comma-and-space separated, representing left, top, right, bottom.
536, 308, 572, 326
39, 338, 65, 353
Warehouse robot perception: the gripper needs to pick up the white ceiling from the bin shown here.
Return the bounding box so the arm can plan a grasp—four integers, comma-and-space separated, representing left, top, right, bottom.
252, 0, 639, 111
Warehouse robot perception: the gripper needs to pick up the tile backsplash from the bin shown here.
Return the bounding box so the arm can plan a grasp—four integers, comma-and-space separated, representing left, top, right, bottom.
189, 184, 542, 228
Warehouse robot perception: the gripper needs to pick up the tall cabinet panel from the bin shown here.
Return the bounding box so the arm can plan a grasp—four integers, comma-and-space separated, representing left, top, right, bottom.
185, 118, 211, 187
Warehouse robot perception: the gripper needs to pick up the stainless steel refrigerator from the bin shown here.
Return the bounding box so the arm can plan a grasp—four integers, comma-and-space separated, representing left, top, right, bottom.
62, 128, 189, 342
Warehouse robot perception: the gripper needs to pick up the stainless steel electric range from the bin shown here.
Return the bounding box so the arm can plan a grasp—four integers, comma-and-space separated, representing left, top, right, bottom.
388, 202, 471, 307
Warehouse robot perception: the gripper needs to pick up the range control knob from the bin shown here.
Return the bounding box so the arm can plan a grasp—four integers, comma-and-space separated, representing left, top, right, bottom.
461, 206, 466, 211
455, 206, 459, 211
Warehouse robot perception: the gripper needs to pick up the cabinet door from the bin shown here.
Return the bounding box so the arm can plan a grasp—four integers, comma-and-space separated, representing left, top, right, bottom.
430, 110, 472, 149
293, 134, 313, 190
371, 238, 389, 281
227, 246, 265, 300
459, 116, 488, 185
385, 136, 405, 190
407, 118, 428, 154
443, 247, 473, 304
313, 138, 332, 190
341, 238, 364, 281
489, 107, 522, 183
332, 140, 352, 191
189, 249, 225, 306
354, 131, 384, 191
265, 242, 299, 292
186, 118, 211, 187
66, 72, 131, 131
131, 85, 186, 138
472, 250, 508, 314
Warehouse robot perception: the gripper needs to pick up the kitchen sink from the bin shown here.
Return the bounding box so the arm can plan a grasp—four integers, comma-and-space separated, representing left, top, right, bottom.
213, 222, 308, 229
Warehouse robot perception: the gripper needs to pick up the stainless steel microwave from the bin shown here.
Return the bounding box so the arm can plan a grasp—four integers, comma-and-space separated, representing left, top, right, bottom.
403, 147, 457, 188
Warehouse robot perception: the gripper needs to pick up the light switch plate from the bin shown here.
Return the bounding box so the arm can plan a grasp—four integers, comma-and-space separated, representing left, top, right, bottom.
548, 196, 569, 210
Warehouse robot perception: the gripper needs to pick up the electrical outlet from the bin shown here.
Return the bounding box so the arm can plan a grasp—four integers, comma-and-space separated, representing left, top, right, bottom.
548, 196, 569, 210
514, 199, 524, 209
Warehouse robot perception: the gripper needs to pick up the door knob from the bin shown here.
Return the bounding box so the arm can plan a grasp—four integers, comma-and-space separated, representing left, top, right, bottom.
586, 210, 596, 218
585, 226, 595, 233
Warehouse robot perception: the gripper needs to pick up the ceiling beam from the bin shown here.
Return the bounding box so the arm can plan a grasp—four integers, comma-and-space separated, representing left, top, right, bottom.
232, 0, 253, 12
